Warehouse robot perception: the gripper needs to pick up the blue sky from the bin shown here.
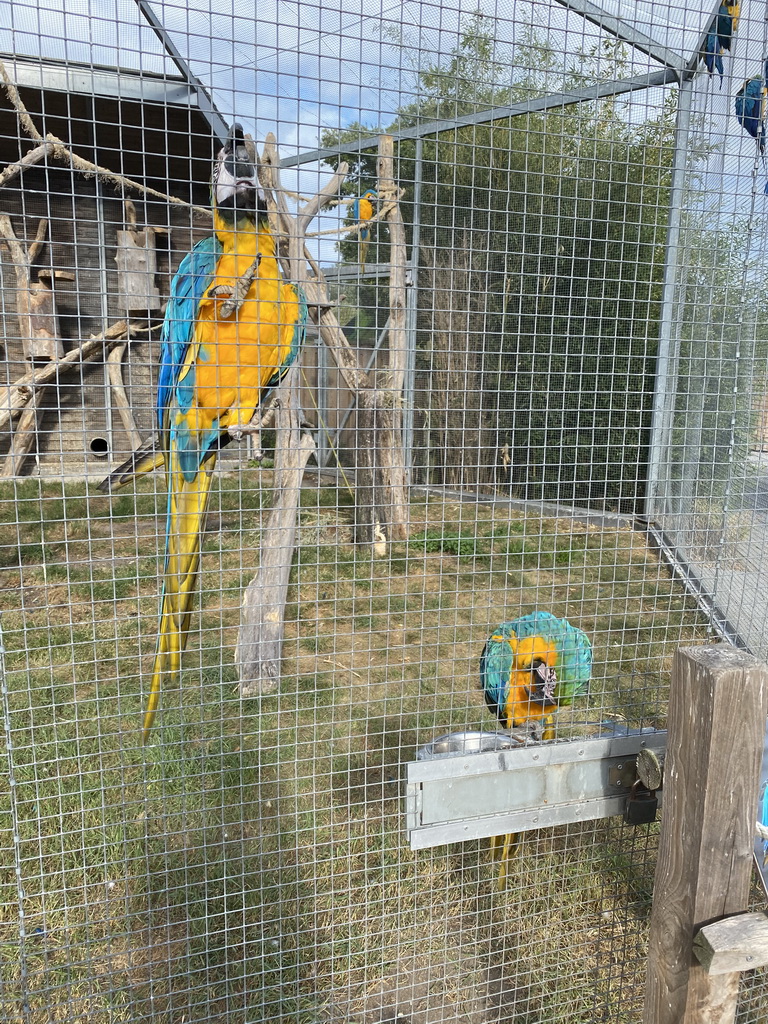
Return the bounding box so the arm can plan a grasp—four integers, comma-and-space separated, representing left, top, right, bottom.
1, 0, 709, 157
3, 0, 767, 249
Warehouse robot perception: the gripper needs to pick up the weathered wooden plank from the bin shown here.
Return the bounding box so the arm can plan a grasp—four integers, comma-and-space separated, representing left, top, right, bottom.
643, 645, 768, 1024
693, 913, 768, 975
114, 228, 161, 311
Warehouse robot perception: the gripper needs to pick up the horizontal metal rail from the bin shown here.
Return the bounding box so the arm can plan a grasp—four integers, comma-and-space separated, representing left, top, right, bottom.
407, 730, 667, 849
279, 68, 676, 167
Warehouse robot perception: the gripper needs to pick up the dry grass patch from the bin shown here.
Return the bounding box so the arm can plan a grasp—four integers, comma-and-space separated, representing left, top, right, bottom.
0, 474, 710, 1022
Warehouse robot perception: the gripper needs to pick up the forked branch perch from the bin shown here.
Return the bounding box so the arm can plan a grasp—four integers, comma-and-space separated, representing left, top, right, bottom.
235, 368, 316, 693
258, 133, 410, 550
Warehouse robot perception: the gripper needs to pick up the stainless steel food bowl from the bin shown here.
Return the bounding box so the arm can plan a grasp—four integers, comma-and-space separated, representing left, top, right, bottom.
416, 729, 522, 760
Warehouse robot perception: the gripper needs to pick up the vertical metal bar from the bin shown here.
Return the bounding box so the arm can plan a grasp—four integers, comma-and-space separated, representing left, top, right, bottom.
133, 0, 229, 142
0, 620, 30, 1022
94, 179, 115, 461
316, 332, 329, 468
403, 136, 422, 486
645, 76, 693, 520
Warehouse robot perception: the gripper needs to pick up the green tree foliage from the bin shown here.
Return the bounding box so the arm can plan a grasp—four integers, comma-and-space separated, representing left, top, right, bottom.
322, 15, 678, 512
666, 214, 768, 512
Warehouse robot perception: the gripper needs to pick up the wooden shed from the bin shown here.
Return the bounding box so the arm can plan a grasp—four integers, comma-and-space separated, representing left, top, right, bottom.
0, 54, 224, 478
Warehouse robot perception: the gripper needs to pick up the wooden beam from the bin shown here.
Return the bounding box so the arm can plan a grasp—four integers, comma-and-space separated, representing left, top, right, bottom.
693, 913, 768, 975
644, 645, 768, 1024
0, 385, 47, 478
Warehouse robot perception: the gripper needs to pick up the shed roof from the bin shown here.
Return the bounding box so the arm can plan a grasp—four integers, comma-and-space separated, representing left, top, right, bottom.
0, 54, 224, 205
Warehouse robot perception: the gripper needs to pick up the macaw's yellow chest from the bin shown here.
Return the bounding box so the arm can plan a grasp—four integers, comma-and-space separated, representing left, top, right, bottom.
192, 244, 300, 427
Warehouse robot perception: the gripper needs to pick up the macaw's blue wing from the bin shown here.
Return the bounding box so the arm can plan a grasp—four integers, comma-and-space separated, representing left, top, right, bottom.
156, 235, 221, 437
480, 622, 516, 722
735, 76, 767, 154
702, 33, 724, 84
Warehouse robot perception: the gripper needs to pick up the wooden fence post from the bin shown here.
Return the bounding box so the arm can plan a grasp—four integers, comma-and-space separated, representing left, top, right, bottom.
644, 645, 768, 1024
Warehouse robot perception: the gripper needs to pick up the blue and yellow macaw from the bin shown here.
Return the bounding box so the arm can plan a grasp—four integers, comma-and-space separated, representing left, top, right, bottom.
735, 67, 767, 157
701, 4, 739, 84
101, 123, 305, 740
716, 3, 739, 52
351, 189, 377, 271
701, 32, 724, 85
480, 611, 591, 731
480, 612, 592, 886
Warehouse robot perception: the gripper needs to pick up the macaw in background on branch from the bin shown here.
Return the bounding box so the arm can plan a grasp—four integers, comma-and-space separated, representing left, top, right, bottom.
351, 189, 377, 272
701, 4, 739, 83
702, 32, 724, 84
736, 66, 768, 158
480, 611, 592, 886
717, 3, 739, 52
100, 123, 305, 741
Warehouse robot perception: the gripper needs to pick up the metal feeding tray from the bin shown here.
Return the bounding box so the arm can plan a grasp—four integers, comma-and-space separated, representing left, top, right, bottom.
416, 729, 523, 761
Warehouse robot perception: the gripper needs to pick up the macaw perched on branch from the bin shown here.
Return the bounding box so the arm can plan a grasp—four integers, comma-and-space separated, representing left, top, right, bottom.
735, 66, 768, 159
351, 189, 377, 272
480, 611, 592, 886
100, 123, 305, 740
701, 4, 739, 83
716, 3, 739, 52
701, 32, 725, 84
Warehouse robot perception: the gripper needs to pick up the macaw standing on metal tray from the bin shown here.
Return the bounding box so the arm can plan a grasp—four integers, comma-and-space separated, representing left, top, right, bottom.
480, 611, 592, 886
100, 123, 305, 741
351, 189, 377, 272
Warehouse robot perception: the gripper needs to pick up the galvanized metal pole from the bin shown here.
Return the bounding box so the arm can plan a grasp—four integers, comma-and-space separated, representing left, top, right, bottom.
316, 333, 329, 468
94, 177, 115, 463
645, 75, 694, 520
403, 137, 422, 487
133, 0, 229, 143
278, 70, 675, 169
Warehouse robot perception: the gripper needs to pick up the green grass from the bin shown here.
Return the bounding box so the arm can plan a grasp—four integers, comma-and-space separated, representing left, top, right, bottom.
0, 475, 715, 1023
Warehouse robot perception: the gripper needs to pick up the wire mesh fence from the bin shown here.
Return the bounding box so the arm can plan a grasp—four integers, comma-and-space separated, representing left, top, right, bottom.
1, 0, 767, 1021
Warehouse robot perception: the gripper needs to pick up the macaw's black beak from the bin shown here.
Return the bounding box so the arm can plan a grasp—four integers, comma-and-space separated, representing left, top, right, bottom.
525, 660, 558, 706
213, 122, 263, 214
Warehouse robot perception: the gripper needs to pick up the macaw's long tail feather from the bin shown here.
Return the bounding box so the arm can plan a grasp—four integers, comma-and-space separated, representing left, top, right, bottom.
97, 436, 163, 493
359, 234, 369, 273
142, 458, 216, 742
99, 433, 231, 495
